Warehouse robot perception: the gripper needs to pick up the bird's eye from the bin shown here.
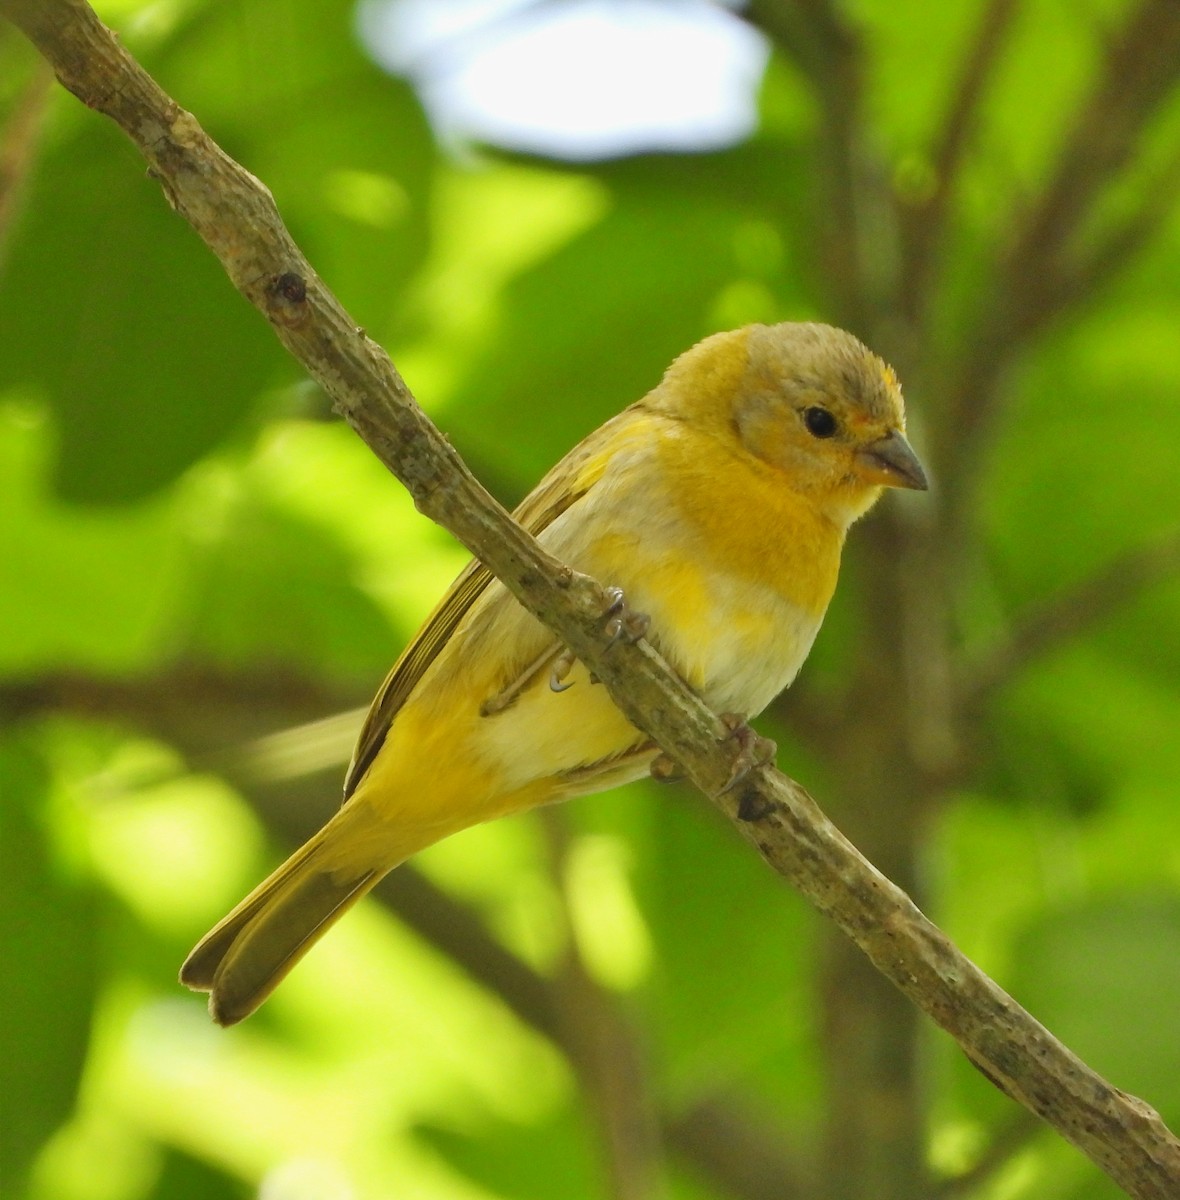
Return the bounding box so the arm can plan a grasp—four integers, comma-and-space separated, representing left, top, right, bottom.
803, 406, 838, 438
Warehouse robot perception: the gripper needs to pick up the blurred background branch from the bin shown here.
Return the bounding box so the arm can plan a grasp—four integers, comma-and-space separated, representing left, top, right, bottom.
2, 666, 807, 1200
5, 0, 1180, 1198
0, 54, 51, 267
964, 530, 1180, 707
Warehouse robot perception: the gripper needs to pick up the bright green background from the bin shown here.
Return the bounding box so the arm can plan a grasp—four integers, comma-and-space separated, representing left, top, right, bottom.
3, 2, 1180, 1199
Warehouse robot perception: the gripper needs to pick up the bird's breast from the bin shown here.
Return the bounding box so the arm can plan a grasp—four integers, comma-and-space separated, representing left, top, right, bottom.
568, 456, 841, 717
603, 541, 828, 718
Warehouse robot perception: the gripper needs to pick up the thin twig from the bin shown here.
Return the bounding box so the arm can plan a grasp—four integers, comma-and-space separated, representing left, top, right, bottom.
1057, 147, 1180, 309
5, 2, 1180, 1193
542, 809, 666, 1200
963, 530, 1180, 706
743, 0, 870, 327
929, 0, 1021, 217
0, 54, 53, 269
1002, 0, 1180, 319
898, 0, 1021, 321
936, 0, 1180, 530
931, 1111, 1043, 1198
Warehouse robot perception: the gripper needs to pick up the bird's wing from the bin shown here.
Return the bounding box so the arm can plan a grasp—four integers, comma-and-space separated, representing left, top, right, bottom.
342, 410, 637, 800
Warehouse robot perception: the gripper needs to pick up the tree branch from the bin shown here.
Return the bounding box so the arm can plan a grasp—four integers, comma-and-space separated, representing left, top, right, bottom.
6, 1, 1180, 1194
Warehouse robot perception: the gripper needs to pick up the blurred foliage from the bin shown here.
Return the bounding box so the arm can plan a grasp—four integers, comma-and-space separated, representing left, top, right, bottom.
2, 1, 1180, 1199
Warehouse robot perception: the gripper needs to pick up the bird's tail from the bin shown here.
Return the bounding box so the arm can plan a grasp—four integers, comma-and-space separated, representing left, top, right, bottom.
180, 799, 400, 1025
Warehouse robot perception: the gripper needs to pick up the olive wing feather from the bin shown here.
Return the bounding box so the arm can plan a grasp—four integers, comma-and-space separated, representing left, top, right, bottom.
342, 412, 634, 800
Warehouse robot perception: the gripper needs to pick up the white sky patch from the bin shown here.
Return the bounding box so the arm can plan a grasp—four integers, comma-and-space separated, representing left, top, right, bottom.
359, 0, 769, 160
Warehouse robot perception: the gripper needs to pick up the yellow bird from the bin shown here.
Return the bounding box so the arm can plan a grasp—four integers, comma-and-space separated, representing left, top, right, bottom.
181, 322, 927, 1024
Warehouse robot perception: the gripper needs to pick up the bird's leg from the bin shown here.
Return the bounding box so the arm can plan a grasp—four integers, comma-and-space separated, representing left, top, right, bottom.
717, 712, 777, 796
497, 587, 650, 704
482, 644, 567, 715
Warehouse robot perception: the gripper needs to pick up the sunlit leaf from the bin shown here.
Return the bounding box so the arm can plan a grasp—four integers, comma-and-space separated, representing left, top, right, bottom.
0, 738, 101, 1191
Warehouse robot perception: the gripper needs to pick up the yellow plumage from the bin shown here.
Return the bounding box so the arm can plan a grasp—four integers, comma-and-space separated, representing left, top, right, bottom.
181, 322, 927, 1025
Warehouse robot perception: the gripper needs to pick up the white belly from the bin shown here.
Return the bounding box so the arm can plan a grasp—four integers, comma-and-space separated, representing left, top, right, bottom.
643, 570, 824, 718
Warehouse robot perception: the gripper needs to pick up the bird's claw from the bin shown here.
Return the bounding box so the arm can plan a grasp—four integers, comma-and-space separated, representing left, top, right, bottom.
551, 588, 649, 693
549, 648, 576, 692
601, 585, 650, 648
717, 713, 776, 795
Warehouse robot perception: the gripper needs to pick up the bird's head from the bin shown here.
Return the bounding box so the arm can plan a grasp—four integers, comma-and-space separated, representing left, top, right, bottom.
654, 322, 927, 529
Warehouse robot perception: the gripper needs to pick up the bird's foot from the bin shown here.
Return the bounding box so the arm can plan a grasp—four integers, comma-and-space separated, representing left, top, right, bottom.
550, 588, 647, 692
601, 585, 650, 648
583, 586, 651, 686
649, 751, 685, 784
717, 713, 777, 795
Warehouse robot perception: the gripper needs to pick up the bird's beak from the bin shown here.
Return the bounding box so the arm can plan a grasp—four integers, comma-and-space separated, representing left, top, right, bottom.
855, 430, 928, 491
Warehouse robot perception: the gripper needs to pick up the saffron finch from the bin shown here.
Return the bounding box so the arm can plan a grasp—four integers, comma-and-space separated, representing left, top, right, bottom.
181, 321, 927, 1024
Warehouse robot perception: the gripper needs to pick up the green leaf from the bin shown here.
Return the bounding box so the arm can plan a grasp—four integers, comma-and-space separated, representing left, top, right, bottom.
0, 408, 189, 674
628, 782, 818, 1117
155, 0, 437, 334
182, 495, 397, 685
0, 736, 101, 1191
145, 1148, 248, 1200
0, 0, 438, 505
0, 121, 284, 503
444, 144, 816, 494
414, 1109, 597, 1200
1009, 895, 1180, 1116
